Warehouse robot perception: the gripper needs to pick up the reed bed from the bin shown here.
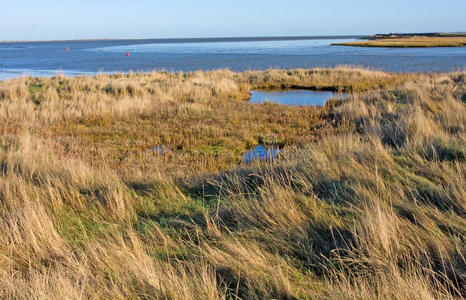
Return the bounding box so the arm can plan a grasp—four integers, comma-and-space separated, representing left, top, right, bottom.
0, 67, 464, 299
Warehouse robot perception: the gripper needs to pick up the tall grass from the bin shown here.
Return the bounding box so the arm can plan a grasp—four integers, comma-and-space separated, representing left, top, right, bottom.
0, 68, 464, 299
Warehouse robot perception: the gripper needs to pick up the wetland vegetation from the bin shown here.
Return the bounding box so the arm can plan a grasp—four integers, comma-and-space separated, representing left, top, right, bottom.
0, 67, 465, 299
335, 33, 466, 48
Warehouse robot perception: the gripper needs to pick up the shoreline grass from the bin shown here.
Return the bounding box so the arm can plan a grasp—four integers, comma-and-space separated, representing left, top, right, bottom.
0, 67, 465, 299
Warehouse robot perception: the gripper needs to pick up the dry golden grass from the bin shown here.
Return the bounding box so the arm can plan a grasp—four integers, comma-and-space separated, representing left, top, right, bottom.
334, 36, 466, 47
0, 67, 465, 299
0, 67, 412, 175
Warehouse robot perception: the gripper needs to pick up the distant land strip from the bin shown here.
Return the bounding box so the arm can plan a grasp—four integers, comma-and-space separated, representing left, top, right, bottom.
333, 33, 466, 48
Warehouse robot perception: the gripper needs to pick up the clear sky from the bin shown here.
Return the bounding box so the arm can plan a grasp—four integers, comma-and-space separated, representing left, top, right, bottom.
2, 0, 465, 41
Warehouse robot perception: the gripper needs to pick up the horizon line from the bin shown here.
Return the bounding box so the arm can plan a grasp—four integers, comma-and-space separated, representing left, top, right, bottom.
2, 31, 464, 44
2, 34, 371, 43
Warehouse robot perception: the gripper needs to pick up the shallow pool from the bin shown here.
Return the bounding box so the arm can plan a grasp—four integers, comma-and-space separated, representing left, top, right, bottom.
249, 89, 346, 106
244, 145, 280, 163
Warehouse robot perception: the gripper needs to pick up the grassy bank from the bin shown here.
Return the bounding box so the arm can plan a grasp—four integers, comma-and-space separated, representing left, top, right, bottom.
0, 67, 465, 299
334, 36, 466, 48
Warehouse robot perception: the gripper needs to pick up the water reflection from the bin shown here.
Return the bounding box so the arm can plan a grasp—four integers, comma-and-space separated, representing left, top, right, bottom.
249, 89, 346, 106
244, 145, 280, 163
153, 145, 169, 154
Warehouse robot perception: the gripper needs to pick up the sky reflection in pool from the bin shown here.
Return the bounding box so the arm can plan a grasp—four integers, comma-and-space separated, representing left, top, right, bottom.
249, 89, 345, 106
244, 145, 280, 163
153, 145, 169, 154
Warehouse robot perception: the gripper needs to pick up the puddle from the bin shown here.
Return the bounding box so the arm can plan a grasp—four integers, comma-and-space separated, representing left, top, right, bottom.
249, 89, 346, 106
154, 143, 278, 163
153, 145, 169, 154
244, 145, 280, 163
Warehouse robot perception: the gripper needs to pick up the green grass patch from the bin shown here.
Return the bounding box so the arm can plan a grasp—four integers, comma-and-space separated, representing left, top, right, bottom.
56, 208, 115, 246
28, 82, 44, 93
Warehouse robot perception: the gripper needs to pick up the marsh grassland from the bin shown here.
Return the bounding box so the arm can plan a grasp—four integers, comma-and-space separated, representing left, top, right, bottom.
334, 36, 466, 48
0, 67, 465, 299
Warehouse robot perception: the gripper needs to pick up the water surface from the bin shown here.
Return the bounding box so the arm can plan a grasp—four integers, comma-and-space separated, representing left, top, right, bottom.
1, 36, 465, 80
244, 145, 280, 163
250, 89, 346, 106
153, 145, 169, 154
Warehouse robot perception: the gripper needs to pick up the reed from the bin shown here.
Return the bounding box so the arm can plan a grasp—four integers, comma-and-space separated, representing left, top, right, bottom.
0, 67, 464, 299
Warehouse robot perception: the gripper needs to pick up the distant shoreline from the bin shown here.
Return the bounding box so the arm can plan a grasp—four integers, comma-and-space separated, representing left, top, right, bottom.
0, 35, 366, 44
366, 32, 466, 40
333, 33, 466, 48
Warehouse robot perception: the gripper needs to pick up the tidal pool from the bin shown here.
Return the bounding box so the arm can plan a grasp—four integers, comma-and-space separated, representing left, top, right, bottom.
249, 89, 346, 106
244, 145, 280, 163
153, 145, 169, 154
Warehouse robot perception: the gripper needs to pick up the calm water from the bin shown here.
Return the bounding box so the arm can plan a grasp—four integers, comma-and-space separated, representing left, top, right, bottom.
244, 145, 280, 164
153, 145, 169, 155
1, 36, 465, 80
250, 89, 346, 106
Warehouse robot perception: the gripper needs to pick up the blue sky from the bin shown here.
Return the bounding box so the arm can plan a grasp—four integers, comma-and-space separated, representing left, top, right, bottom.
1, 0, 465, 40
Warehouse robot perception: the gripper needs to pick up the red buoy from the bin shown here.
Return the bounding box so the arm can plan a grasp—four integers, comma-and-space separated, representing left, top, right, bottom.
126, 52, 130, 57
66, 48, 70, 52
